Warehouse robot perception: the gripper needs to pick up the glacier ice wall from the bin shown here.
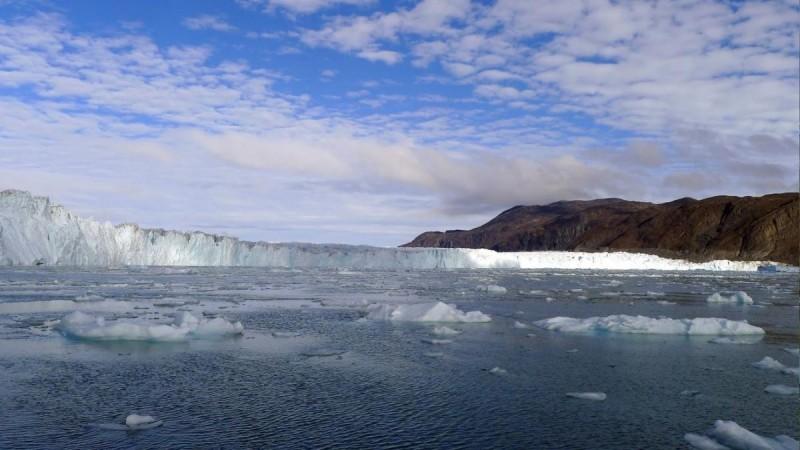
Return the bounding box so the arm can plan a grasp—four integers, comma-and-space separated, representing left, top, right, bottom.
0, 190, 772, 270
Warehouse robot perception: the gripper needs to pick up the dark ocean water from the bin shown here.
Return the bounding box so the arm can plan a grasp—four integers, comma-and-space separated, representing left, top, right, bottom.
0, 267, 796, 449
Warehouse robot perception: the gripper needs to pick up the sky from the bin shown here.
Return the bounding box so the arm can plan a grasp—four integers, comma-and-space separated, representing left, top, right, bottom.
0, 0, 797, 246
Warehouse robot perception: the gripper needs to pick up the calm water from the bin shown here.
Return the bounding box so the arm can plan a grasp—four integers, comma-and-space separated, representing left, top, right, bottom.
0, 267, 797, 449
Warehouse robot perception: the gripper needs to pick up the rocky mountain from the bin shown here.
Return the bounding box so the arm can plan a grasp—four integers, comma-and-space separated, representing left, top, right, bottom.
403, 193, 799, 265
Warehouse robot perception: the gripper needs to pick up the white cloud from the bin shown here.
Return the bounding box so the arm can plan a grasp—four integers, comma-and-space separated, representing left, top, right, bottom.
182, 15, 236, 32
238, 0, 374, 15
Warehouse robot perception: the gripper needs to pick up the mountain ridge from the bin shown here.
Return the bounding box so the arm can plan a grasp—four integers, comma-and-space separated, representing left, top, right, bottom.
402, 193, 799, 265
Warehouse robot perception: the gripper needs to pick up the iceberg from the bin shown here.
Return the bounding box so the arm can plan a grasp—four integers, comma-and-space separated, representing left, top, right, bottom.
565, 392, 606, 401
706, 292, 754, 305
57, 311, 244, 342
764, 384, 799, 395
365, 302, 491, 323
534, 315, 764, 335
685, 420, 799, 450
0, 190, 773, 271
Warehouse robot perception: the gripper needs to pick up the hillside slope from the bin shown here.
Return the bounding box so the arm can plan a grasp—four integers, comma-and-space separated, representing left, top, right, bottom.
403, 193, 799, 264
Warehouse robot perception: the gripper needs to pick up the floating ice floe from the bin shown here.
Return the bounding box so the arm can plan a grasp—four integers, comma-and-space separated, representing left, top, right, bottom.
271, 331, 301, 338
680, 390, 701, 397
422, 338, 453, 345
58, 311, 244, 342
489, 367, 507, 376
366, 302, 491, 323
709, 336, 763, 345
565, 392, 606, 401
783, 348, 800, 356
765, 384, 799, 395
513, 321, 530, 329
476, 284, 507, 294
751, 357, 800, 377
431, 325, 461, 336
684, 420, 798, 450
534, 315, 764, 335
706, 292, 754, 305
91, 414, 163, 431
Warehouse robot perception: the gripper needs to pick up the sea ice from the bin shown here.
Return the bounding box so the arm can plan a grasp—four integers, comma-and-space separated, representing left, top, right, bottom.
535, 315, 764, 335
366, 302, 491, 323
513, 320, 530, 329
706, 292, 754, 305
565, 392, 606, 401
489, 367, 507, 376
476, 284, 507, 294
431, 325, 461, 336
752, 357, 787, 371
764, 384, 799, 395
57, 311, 244, 342
422, 338, 453, 345
686, 420, 799, 450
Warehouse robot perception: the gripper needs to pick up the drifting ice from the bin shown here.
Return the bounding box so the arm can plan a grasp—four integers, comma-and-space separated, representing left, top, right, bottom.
366, 302, 491, 323
765, 385, 799, 395
706, 292, 754, 305
58, 311, 244, 341
565, 392, 606, 401
685, 420, 798, 450
535, 315, 764, 335
0, 190, 773, 271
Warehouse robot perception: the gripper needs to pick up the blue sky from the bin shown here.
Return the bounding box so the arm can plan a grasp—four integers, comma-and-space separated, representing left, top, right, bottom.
0, 0, 797, 245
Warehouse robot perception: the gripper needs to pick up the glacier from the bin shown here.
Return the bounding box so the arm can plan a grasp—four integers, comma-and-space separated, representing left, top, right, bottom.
0, 190, 778, 270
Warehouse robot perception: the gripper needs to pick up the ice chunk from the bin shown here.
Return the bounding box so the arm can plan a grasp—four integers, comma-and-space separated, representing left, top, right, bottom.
535, 315, 764, 336
431, 325, 461, 336
695, 420, 799, 450
684, 433, 730, 450
489, 367, 507, 376
126, 414, 158, 427
752, 357, 787, 371
681, 390, 701, 397
565, 392, 606, 401
476, 284, 507, 294
657, 300, 676, 305
783, 348, 800, 356
764, 384, 799, 395
422, 338, 453, 345
706, 292, 754, 305
271, 331, 302, 338
366, 302, 491, 323
513, 321, 530, 329
423, 352, 444, 358
58, 311, 243, 342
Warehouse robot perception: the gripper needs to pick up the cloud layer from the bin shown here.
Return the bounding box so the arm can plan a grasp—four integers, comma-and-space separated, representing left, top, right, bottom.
0, 1, 797, 245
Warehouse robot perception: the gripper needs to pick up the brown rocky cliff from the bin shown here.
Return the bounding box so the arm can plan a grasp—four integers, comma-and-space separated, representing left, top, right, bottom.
402, 193, 799, 265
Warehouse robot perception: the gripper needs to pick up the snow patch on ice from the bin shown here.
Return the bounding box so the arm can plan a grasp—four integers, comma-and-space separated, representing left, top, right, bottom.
706, 292, 754, 305
57, 311, 243, 342
366, 302, 491, 323
535, 315, 764, 336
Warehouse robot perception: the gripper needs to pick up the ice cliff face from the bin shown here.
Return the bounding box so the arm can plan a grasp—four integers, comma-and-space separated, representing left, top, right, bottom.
0, 190, 773, 270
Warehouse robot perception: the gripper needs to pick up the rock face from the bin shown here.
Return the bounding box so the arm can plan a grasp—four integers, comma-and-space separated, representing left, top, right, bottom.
403, 193, 799, 265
